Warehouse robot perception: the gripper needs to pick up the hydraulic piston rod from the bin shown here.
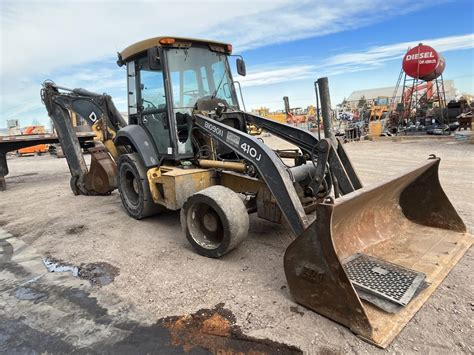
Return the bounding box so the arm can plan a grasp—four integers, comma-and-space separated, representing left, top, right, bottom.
198, 159, 247, 172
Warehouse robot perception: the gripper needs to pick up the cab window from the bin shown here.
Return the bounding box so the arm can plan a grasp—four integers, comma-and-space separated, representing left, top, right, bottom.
139, 58, 166, 111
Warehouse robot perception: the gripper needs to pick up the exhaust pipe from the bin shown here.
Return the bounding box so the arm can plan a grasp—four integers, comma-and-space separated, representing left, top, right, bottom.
317, 77, 336, 145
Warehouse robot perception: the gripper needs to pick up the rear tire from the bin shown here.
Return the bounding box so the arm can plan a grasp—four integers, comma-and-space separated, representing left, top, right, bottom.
118, 153, 164, 219
181, 185, 249, 258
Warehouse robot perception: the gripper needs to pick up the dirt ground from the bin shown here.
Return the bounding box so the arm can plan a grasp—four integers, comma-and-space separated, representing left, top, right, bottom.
1, 136, 473, 354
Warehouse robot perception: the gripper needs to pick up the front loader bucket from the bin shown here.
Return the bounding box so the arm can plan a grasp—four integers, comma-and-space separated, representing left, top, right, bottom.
284, 157, 472, 348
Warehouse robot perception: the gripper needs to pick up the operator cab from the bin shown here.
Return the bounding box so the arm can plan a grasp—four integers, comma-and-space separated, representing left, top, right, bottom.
117, 37, 246, 161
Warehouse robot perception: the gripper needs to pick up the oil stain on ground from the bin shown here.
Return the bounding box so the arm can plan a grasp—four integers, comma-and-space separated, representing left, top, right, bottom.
14, 287, 48, 303
9, 280, 302, 354
110, 303, 303, 354
78, 262, 119, 286
8, 253, 301, 353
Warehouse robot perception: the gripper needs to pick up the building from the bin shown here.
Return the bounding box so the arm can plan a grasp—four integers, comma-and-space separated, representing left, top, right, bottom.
345, 80, 456, 109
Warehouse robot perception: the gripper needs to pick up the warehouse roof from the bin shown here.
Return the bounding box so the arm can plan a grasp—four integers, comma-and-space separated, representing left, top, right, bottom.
347, 80, 455, 102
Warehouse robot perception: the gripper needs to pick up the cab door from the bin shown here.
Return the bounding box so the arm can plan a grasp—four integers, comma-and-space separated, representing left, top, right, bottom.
127, 56, 173, 157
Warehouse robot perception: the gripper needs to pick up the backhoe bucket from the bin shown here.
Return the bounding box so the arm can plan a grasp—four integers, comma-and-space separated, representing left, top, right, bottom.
284, 157, 472, 348
83, 146, 118, 195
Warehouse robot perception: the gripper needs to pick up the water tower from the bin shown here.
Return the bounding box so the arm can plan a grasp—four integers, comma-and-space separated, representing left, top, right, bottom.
391, 43, 447, 129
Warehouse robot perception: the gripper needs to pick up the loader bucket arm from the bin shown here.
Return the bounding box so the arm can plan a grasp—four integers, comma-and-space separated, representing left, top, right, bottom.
243, 112, 363, 193
244, 112, 320, 156
194, 114, 309, 235
284, 157, 472, 347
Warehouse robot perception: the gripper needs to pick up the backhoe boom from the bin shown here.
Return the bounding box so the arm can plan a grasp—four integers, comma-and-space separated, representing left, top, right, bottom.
41, 81, 125, 195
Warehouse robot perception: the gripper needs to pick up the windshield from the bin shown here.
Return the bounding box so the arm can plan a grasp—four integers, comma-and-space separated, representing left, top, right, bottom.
376, 97, 389, 106
165, 46, 238, 110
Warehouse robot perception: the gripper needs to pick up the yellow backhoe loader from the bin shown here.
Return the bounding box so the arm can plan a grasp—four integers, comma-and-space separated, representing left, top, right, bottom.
41, 36, 472, 348
368, 96, 390, 137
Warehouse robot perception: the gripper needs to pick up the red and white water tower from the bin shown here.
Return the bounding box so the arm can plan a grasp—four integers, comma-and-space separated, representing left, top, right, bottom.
391, 43, 447, 126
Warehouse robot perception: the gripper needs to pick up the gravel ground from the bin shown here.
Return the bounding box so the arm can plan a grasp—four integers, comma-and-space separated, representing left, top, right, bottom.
0, 136, 473, 353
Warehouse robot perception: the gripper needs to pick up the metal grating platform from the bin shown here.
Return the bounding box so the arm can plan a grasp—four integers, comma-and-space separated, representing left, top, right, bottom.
343, 253, 426, 307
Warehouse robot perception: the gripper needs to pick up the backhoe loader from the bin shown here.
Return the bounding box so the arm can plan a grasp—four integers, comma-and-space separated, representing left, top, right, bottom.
41, 36, 472, 347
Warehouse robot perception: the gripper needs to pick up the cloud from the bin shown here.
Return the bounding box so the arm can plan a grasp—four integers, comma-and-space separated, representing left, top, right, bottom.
0, 0, 457, 127
322, 33, 474, 74
213, 0, 448, 52
0, 0, 284, 79
239, 65, 314, 87
1, 0, 443, 79
237, 33, 474, 88
0, 62, 128, 126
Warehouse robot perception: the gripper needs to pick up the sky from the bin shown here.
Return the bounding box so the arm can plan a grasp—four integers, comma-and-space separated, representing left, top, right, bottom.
1, 0, 473, 128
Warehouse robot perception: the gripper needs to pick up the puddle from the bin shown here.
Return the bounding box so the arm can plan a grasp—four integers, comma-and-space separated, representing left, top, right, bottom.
42, 257, 119, 286
43, 257, 79, 276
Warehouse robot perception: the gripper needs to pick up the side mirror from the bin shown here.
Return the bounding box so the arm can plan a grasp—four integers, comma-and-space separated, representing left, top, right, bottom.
147, 47, 161, 70
236, 58, 246, 76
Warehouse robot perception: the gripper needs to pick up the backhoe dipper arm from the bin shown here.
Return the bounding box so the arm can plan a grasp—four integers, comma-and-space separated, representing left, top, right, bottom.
194, 114, 308, 236
41, 82, 123, 195
42, 84, 91, 195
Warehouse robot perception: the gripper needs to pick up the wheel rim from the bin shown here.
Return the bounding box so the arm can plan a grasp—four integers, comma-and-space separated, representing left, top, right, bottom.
124, 169, 139, 206
187, 202, 224, 250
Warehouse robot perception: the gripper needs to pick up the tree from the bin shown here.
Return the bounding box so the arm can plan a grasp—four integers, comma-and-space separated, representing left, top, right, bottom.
357, 95, 367, 109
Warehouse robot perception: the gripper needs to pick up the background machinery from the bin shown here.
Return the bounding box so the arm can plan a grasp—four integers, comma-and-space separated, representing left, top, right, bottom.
283, 96, 307, 124
253, 107, 287, 123
41, 36, 472, 348
367, 96, 389, 137
16, 126, 49, 156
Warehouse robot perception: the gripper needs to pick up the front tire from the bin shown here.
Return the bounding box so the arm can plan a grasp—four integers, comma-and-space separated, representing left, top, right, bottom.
180, 185, 249, 258
118, 153, 164, 219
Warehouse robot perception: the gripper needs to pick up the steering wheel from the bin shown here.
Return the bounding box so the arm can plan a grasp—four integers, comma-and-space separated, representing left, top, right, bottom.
142, 99, 157, 110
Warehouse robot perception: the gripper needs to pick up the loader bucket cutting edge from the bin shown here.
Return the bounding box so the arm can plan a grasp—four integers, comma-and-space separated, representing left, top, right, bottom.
284, 157, 472, 348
